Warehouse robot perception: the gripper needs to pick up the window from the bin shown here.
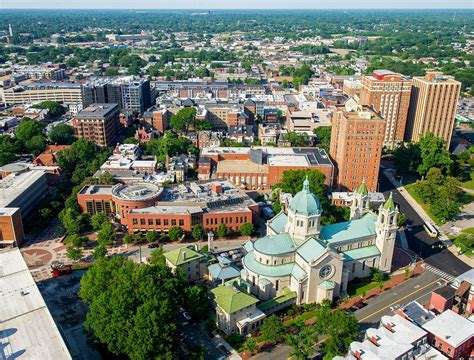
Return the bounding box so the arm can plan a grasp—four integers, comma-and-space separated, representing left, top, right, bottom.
148, 219, 153, 226
319, 265, 333, 279
171, 219, 176, 226
155, 219, 161, 225
179, 219, 184, 226
164, 219, 169, 226
140, 219, 145, 225
275, 280, 279, 291
133, 219, 138, 225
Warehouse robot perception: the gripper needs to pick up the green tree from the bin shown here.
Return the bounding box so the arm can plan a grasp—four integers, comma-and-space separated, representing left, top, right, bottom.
93, 244, 108, 260
192, 224, 205, 241
216, 223, 227, 238
314, 126, 331, 152
123, 234, 133, 245
27, 135, 47, 155
274, 169, 327, 207
66, 246, 83, 261
184, 285, 210, 320
272, 200, 282, 214
32, 100, 65, 118
430, 176, 463, 221
315, 306, 359, 357
79, 257, 183, 359
239, 222, 254, 236
417, 132, 453, 177
168, 226, 184, 241
66, 234, 88, 247
170, 107, 196, 133
260, 315, 286, 343
146, 231, 158, 243
149, 247, 165, 266
393, 142, 421, 177
0, 135, 18, 166
91, 212, 107, 230
59, 207, 82, 235
287, 327, 317, 360
49, 124, 76, 144
282, 132, 308, 147
97, 222, 115, 246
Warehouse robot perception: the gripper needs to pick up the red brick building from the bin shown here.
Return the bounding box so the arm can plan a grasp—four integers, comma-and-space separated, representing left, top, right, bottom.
422, 309, 473, 359
73, 103, 120, 147
198, 147, 334, 190
329, 103, 385, 192
77, 181, 258, 234
360, 70, 412, 148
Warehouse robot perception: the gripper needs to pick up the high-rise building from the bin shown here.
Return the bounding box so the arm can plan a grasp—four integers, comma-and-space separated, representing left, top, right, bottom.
73, 103, 120, 147
330, 103, 385, 192
405, 72, 461, 147
81, 77, 151, 114
360, 70, 412, 148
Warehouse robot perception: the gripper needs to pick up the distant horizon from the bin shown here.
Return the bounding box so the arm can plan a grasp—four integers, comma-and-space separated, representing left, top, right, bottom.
1, 2, 472, 10
1, 7, 473, 10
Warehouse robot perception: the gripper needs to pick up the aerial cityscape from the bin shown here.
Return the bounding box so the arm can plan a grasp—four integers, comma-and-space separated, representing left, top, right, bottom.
0, 7, 473, 360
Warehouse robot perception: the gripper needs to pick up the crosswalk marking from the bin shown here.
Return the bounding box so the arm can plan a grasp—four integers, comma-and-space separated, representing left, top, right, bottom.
424, 264, 457, 283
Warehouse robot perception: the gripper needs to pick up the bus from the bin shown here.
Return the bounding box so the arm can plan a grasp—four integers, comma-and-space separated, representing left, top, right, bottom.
423, 222, 439, 238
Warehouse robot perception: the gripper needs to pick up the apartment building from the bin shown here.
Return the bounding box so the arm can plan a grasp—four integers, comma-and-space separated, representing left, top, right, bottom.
330, 103, 385, 192
82, 76, 151, 113
73, 103, 120, 147
360, 70, 412, 148
12, 65, 66, 80
405, 72, 461, 147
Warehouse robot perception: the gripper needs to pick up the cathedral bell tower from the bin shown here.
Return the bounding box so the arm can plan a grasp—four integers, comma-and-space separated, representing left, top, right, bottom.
375, 192, 398, 273
350, 178, 370, 220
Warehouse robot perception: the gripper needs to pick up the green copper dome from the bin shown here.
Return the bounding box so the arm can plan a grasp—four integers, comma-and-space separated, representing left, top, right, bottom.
383, 192, 396, 211
289, 177, 322, 216
356, 178, 368, 195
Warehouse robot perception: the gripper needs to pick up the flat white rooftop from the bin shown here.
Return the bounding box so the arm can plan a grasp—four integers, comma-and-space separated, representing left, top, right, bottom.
0, 248, 71, 360
0, 169, 46, 208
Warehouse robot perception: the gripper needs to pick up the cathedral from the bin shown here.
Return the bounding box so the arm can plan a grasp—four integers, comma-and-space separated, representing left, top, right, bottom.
241, 177, 399, 305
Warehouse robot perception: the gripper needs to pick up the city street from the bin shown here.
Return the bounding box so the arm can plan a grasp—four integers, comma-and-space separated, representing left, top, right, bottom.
379, 172, 471, 278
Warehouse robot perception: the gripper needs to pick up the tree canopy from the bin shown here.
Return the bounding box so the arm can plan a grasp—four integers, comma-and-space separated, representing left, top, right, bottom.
80, 257, 185, 360
48, 124, 76, 145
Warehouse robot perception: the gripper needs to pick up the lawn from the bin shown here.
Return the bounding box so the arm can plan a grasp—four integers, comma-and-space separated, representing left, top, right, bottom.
346, 274, 390, 297
461, 170, 474, 191
404, 183, 443, 225
463, 227, 474, 235
450, 227, 474, 258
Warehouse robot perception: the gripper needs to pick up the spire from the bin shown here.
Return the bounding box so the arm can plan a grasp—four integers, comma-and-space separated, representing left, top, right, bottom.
356, 177, 368, 195
383, 192, 396, 211
303, 176, 310, 193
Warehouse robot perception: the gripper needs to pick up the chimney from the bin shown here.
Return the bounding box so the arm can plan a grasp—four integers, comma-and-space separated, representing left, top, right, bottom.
182, 251, 186, 260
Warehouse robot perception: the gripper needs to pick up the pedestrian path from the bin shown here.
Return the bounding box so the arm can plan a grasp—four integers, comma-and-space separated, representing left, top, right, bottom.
423, 263, 457, 283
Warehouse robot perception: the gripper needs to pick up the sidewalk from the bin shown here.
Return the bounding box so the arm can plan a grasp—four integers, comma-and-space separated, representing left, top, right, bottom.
383, 169, 474, 268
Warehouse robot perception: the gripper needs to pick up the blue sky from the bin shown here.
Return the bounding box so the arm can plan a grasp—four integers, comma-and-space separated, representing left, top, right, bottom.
2, 0, 472, 9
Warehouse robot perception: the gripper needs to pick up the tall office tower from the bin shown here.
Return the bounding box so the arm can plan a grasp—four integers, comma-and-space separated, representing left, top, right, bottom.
81, 77, 151, 114
73, 103, 120, 147
360, 70, 412, 148
405, 72, 461, 147
329, 103, 385, 192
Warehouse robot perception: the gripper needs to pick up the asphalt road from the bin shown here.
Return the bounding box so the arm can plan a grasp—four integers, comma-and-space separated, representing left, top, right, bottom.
379, 172, 471, 278
354, 270, 444, 330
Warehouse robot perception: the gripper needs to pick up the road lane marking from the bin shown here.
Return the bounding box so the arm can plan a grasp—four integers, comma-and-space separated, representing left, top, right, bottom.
358, 278, 441, 323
